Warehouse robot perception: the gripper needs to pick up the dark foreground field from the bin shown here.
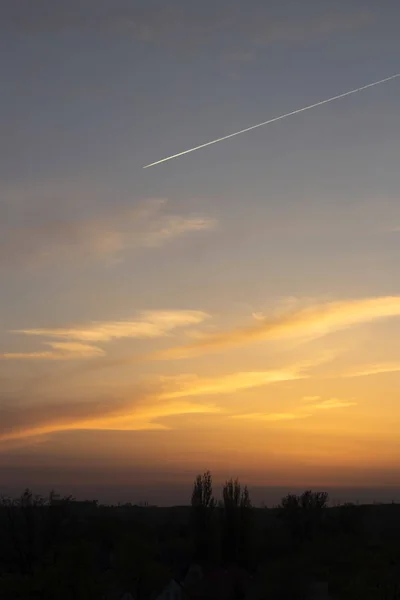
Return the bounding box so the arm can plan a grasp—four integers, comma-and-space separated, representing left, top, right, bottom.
1, 478, 400, 599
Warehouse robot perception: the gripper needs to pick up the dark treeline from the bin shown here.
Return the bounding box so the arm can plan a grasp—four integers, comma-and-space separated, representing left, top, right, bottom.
1, 473, 400, 599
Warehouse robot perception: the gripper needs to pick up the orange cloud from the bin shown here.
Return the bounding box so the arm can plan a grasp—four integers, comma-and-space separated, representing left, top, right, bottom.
0, 359, 323, 443
0, 393, 222, 444
149, 296, 400, 361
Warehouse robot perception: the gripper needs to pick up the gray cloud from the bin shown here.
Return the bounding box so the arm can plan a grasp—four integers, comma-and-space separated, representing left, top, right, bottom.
252, 11, 374, 46
0, 199, 216, 270
1, 1, 374, 49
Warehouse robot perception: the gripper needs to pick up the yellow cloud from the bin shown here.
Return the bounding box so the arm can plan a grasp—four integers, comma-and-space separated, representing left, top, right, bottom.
305, 398, 357, 410
344, 363, 400, 378
12, 310, 209, 342
1, 342, 104, 361
229, 412, 312, 422
4, 310, 209, 360
150, 296, 400, 360
69, 400, 222, 433
159, 367, 308, 400
1, 351, 56, 360
101, 400, 222, 426
46, 342, 105, 357
228, 396, 356, 425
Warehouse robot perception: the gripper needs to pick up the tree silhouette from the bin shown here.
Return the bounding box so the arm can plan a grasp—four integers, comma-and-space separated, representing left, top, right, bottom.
221, 478, 253, 566
190, 471, 217, 562
0, 488, 48, 574
191, 470, 216, 509
278, 490, 329, 543
300, 490, 329, 510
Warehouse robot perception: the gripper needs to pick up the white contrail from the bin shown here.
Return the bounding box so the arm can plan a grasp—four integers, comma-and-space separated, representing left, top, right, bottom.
143, 73, 400, 169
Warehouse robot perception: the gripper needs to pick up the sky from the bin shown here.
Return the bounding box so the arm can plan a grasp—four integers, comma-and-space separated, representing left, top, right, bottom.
1, 0, 400, 506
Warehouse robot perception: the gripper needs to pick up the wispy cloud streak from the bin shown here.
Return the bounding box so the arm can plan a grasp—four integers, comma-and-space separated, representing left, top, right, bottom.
229, 395, 358, 424
3, 311, 209, 361
12, 311, 209, 343
158, 367, 308, 400
229, 412, 311, 422
0, 395, 222, 443
1, 342, 105, 361
149, 296, 400, 361
304, 398, 357, 410
344, 363, 400, 378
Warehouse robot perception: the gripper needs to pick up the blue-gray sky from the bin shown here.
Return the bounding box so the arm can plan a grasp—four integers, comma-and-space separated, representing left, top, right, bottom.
1, 0, 400, 504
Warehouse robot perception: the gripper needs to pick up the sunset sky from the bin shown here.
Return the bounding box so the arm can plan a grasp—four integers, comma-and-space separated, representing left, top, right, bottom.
1, 0, 400, 506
